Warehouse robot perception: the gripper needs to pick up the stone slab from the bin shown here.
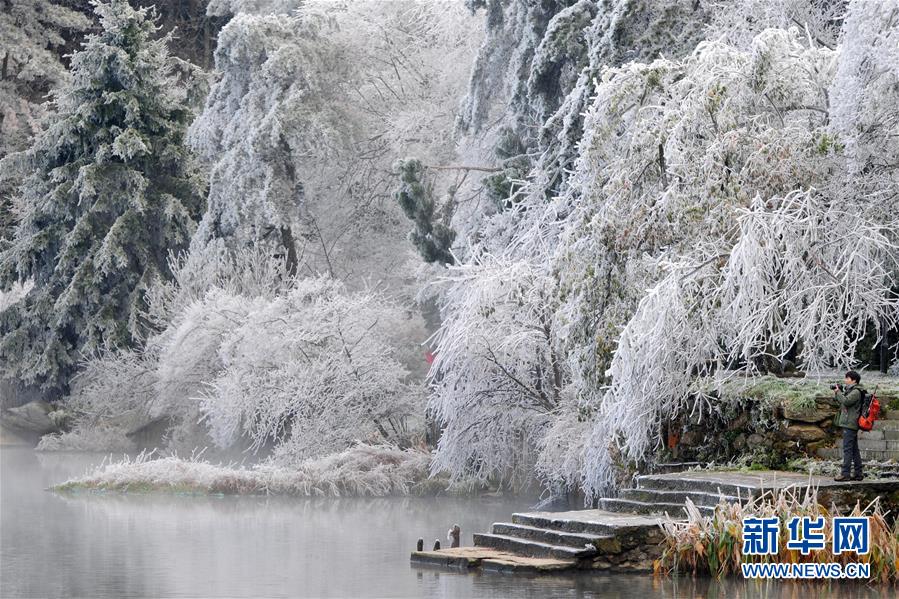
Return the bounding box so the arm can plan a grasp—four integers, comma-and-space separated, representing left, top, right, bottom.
640, 469, 899, 492
515, 509, 664, 529
410, 547, 575, 573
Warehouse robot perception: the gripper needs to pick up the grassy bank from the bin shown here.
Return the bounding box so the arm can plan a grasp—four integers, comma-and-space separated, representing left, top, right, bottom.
715, 373, 899, 411
53, 444, 451, 497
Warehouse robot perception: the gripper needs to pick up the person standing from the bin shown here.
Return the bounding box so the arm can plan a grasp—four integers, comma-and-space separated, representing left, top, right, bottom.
833, 371, 865, 481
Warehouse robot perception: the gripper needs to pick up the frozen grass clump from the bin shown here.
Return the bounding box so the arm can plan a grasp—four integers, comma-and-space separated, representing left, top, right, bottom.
53, 444, 446, 497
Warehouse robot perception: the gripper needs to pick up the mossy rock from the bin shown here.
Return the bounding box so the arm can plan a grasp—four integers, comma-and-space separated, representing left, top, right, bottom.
782, 398, 836, 423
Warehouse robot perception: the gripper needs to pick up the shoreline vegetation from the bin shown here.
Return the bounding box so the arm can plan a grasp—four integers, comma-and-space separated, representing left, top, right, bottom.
39, 372, 899, 500
52, 444, 456, 498
658, 486, 899, 584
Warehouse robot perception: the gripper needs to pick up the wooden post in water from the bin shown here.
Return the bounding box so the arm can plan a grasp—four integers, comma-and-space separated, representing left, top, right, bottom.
448, 524, 460, 548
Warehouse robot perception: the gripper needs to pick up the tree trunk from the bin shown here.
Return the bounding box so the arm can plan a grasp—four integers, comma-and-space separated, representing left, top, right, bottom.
279, 226, 298, 278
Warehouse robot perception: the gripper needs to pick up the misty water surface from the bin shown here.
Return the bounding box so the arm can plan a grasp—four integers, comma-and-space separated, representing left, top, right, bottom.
0, 448, 892, 598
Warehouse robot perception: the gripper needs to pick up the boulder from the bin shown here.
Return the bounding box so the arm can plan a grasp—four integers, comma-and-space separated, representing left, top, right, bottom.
782, 423, 827, 442
782, 399, 836, 423
1, 400, 58, 436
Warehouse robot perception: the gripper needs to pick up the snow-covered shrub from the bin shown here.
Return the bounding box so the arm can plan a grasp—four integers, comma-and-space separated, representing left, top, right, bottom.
67, 348, 157, 419
152, 289, 260, 421
45, 243, 421, 461
200, 277, 418, 461
36, 425, 135, 453
144, 241, 290, 333
36, 347, 156, 452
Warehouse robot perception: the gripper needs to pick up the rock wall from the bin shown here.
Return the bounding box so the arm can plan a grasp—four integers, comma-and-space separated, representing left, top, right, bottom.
671, 388, 899, 469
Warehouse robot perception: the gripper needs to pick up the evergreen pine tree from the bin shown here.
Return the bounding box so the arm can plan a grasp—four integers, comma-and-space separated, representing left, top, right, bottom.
0, 0, 205, 395
393, 158, 455, 265
0, 0, 90, 157
1, 0, 91, 244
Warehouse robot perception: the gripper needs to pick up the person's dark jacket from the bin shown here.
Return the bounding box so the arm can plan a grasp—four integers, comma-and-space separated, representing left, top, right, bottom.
834, 384, 865, 430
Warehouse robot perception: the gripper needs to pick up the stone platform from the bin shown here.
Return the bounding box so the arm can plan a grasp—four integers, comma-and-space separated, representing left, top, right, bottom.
411, 470, 899, 575
410, 546, 577, 574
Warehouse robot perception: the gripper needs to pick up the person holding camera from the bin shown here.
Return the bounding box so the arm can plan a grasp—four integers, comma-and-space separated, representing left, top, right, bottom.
832, 370, 865, 481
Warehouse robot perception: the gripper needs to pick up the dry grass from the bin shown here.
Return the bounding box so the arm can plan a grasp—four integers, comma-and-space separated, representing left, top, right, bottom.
657, 485, 899, 584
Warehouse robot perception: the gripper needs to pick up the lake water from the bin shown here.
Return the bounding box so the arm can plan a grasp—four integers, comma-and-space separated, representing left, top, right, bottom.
0, 447, 893, 598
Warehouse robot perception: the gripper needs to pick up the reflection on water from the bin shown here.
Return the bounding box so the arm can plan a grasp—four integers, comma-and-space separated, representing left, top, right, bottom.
0, 448, 892, 598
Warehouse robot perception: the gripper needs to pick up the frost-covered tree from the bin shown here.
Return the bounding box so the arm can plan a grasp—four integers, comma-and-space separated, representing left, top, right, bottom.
0, 0, 90, 157
187, 8, 346, 275
56, 260, 420, 458
829, 0, 899, 207
577, 5, 899, 494
706, 0, 844, 50
450, 0, 848, 258
0, 0, 205, 393
430, 0, 899, 496
38, 0, 476, 449
0, 1, 90, 242
190, 0, 479, 285
449, 1, 711, 249
198, 278, 417, 461
427, 255, 562, 486
394, 158, 455, 265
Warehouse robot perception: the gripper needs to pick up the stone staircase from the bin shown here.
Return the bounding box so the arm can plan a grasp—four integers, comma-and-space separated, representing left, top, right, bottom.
467, 509, 666, 571
818, 411, 899, 462
414, 469, 899, 574
474, 520, 609, 560
468, 473, 753, 570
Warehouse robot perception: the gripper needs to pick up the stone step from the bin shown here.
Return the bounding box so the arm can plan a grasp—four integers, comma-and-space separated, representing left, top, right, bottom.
510, 510, 663, 538
636, 474, 756, 498
818, 447, 899, 461
859, 439, 899, 451
860, 450, 899, 461
859, 429, 899, 440
598, 497, 715, 517
873, 420, 899, 430
490, 522, 609, 548
472, 533, 595, 560
618, 488, 741, 508
410, 546, 576, 573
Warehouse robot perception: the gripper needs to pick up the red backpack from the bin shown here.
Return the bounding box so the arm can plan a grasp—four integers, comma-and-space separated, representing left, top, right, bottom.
858, 387, 881, 432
